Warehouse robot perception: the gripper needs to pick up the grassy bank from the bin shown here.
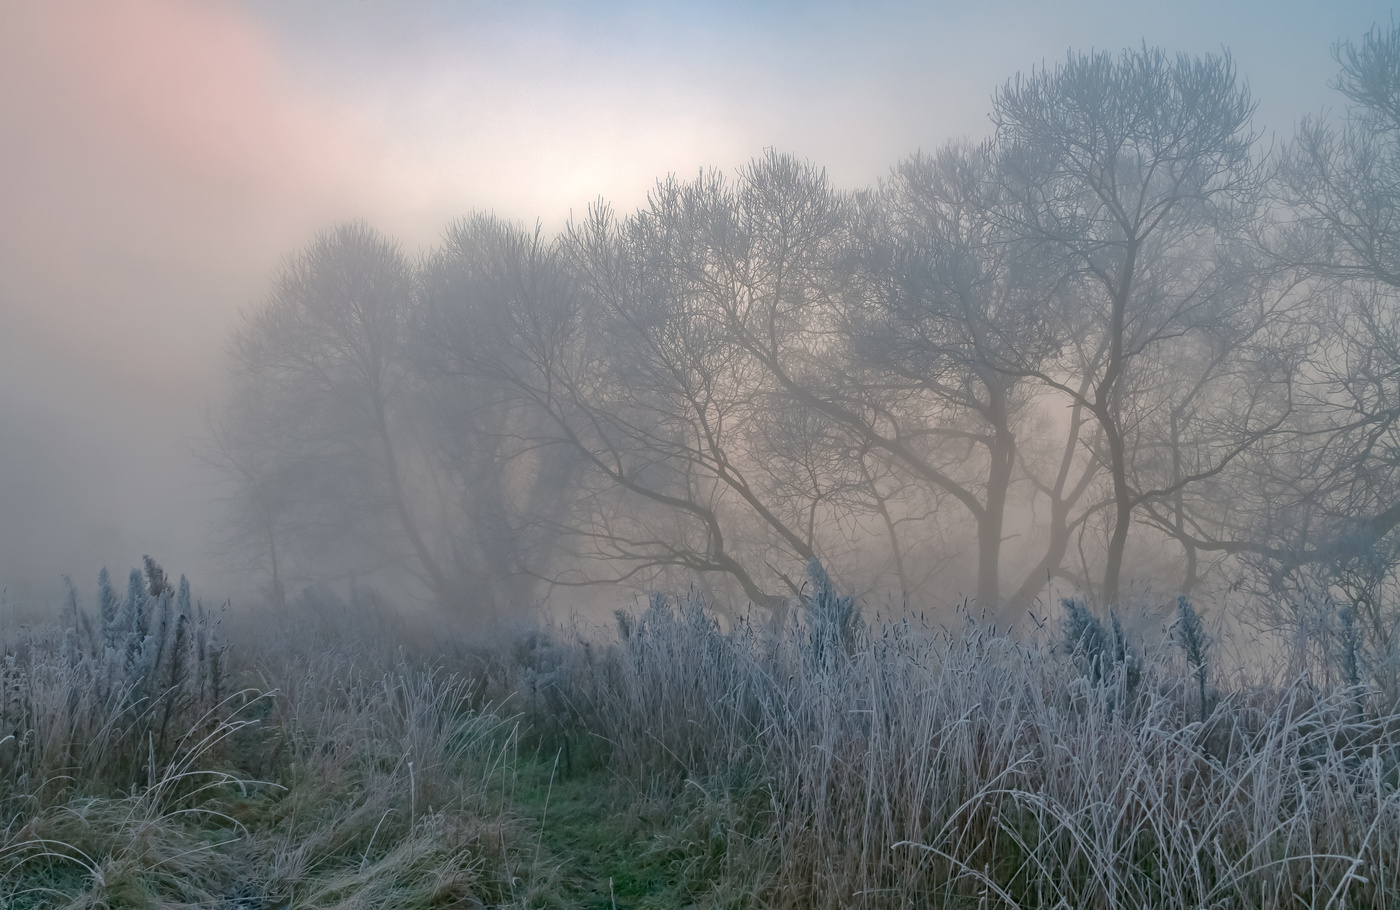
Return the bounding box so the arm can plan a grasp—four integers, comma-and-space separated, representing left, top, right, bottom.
4, 566, 1399, 908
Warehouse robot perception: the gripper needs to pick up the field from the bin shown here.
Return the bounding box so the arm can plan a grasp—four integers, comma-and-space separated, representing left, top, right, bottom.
2, 565, 1399, 909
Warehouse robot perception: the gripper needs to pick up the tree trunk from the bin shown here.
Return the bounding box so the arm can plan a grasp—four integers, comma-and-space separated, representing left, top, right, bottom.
265, 519, 287, 611
977, 409, 1016, 616
1011, 381, 1098, 607
1101, 415, 1132, 604
373, 396, 457, 610
1099, 242, 1137, 604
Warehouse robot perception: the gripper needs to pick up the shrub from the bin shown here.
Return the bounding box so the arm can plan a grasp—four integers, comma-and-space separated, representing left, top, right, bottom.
1174, 594, 1213, 722
0, 559, 228, 808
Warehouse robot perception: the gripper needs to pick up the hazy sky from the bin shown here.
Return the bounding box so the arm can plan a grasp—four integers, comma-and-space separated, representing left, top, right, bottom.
0, 0, 1391, 606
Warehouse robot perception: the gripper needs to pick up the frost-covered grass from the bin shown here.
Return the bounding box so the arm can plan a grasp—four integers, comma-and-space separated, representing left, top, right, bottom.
537, 588, 1400, 909
1, 567, 532, 909
4, 563, 1399, 908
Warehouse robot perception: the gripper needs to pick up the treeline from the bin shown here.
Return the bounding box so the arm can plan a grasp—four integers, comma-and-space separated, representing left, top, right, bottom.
212, 29, 1400, 651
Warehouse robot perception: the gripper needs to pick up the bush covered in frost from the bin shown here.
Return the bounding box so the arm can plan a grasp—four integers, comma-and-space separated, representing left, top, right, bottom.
0, 557, 227, 804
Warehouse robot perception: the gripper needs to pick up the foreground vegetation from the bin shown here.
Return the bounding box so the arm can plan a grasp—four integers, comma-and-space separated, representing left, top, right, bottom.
3, 562, 1399, 908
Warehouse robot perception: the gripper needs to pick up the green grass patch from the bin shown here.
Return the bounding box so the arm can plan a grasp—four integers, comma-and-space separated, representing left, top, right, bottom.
513, 755, 687, 909
510, 745, 767, 910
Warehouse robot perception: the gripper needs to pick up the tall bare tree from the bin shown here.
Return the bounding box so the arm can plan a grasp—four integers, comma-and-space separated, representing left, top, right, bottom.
993, 47, 1269, 602
414, 216, 588, 612
842, 143, 1083, 610
228, 223, 457, 609
1217, 22, 1400, 674
419, 207, 832, 618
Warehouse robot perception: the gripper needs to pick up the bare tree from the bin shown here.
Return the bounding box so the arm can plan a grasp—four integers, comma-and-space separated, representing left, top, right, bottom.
1202, 23, 1400, 676
562, 174, 847, 612
202, 400, 308, 612
840, 143, 1082, 611
227, 223, 457, 609
420, 209, 789, 618
1272, 20, 1400, 554
414, 215, 587, 612
993, 46, 1269, 602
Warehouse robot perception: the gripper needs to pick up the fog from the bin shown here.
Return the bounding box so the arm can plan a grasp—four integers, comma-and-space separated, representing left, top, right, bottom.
0, 0, 1391, 615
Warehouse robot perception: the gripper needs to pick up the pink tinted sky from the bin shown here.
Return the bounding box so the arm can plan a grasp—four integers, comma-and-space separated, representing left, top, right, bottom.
0, 0, 1390, 604
0, 0, 373, 598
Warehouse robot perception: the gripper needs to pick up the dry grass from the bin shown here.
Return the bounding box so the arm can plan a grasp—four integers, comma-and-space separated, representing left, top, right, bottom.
4, 567, 1399, 908
1, 570, 532, 909
548, 592, 1400, 909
